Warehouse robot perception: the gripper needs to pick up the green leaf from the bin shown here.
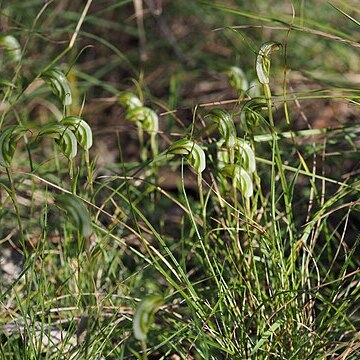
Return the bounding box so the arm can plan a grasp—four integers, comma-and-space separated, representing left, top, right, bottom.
330, 4, 360, 27
167, 139, 206, 173
206, 109, 236, 148
38, 124, 77, 159
125, 106, 159, 133
0, 125, 27, 167
118, 92, 143, 110
256, 42, 281, 85
61, 116, 93, 150
222, 164, 254, 198
41, 68, 72, 106
0, 79, 17, 89
55, 194, 92, 238
226, 66, 248, 93
133, 295, 163, 341
251, 320, 283, 356
0, 35, 21, 62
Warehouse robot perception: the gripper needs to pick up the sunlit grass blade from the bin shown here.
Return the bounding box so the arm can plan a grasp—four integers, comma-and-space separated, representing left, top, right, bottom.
330, 4, 360, 27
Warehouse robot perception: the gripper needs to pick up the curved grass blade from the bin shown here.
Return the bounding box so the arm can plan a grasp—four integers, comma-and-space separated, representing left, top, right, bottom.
38, 124, 77, 159
330, 4, 360, 27
0, 125, 27, 167
0, 35, 21, 62
41, 68, 72, 106
55, 194, 92, 238
133, 295, 163, 341
167, 139, 206, 173
206, 109, 236, 148
125, 106, 159, 133
61, 116, 93, 150
256, 41, 281, 85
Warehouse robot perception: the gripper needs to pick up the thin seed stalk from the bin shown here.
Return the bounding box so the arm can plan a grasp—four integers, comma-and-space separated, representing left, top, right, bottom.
137, 125, 146, 161
181, 161, 220, 296
263, 83, 294, 246
150, 132, 159, 182
197, 173, 204, 211
197, 172, 208, 240
232, 178, 242, 259
141, 340, 148, 360
85, 150, 94, 194
69, 158, 74, 180
6, 167, 24, 244
229, 146, 235, 165
150, 132, 158, 158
